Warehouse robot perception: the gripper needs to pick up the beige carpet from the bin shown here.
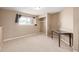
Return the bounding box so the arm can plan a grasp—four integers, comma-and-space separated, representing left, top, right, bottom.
2, 33, 73, 52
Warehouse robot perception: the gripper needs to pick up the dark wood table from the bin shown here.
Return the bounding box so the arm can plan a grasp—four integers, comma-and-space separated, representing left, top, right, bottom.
51, 30, 73, 47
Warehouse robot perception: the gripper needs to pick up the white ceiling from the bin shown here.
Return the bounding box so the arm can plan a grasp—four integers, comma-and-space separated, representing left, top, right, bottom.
0, 7, 64, 16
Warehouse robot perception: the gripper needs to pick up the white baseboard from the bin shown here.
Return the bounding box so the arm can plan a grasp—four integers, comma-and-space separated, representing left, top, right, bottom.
72, 46, 79, 52
4, 32, 39, 42
73, 49, 78, 52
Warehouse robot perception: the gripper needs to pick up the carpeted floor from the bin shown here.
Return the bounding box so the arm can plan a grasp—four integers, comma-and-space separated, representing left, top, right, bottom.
2, 33, 73, 52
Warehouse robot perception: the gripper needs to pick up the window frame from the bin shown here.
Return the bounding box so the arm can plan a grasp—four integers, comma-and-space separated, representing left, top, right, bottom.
18, 16, 34, 25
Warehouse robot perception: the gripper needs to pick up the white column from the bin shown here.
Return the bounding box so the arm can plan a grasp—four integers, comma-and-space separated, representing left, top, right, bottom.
0, 27, 2, 51
73, 8, 79, 52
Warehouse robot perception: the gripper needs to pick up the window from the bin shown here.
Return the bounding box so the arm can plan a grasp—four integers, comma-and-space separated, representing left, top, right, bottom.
18, 16, 33, 25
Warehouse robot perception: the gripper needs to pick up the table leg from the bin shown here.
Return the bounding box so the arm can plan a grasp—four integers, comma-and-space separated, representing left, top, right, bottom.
51, 31, 53, 39
59, 34, 61, 47
52, 31, 53, 38
69, 34, 72, 47
72, 34, 73, 46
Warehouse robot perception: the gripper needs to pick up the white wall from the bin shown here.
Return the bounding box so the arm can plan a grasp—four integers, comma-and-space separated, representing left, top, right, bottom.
0, 9, 40, 40
47, 8, 73, 35
59, 8, 73, 33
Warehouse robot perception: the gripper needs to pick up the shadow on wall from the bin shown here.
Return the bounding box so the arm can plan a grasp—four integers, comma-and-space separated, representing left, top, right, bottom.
47, 12, 61, 36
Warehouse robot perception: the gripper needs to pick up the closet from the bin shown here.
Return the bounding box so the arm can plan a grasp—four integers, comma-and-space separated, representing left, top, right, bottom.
39, 17, 46, 34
